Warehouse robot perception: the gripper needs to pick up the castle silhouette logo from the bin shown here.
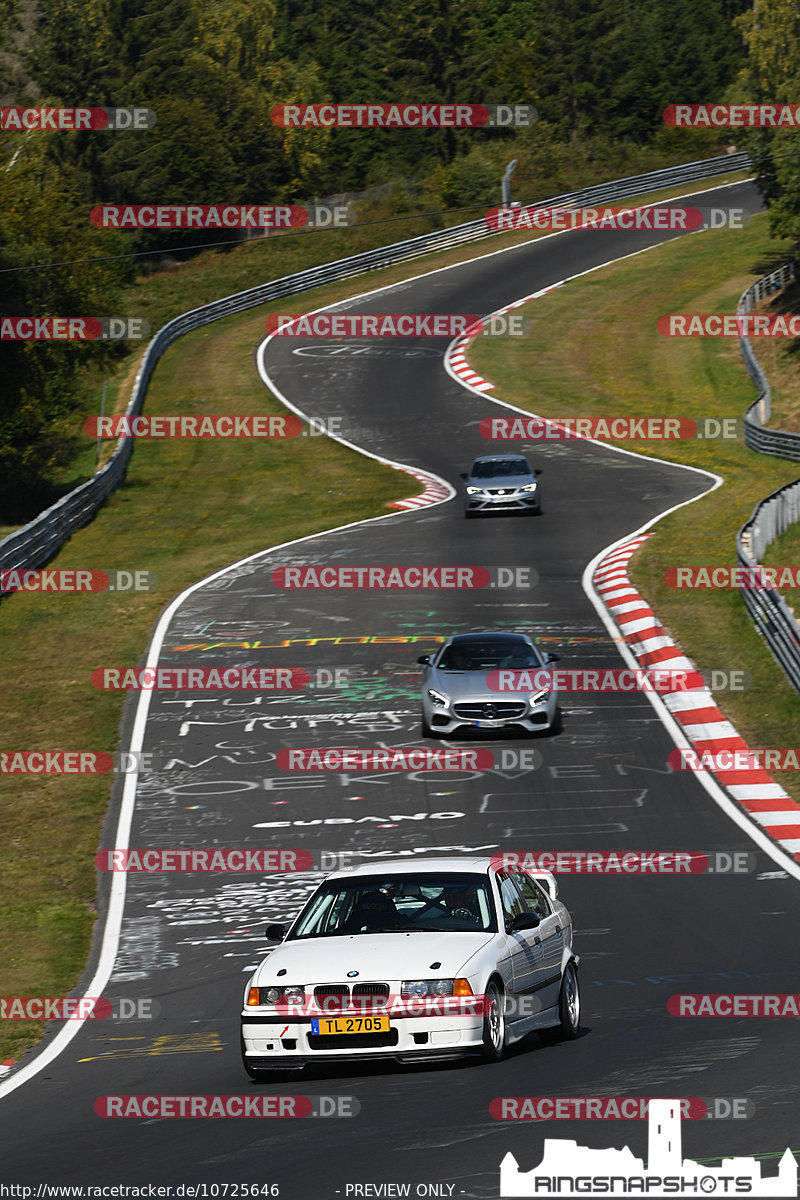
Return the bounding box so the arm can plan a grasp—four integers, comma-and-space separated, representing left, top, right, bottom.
500, 1099, 797, 1197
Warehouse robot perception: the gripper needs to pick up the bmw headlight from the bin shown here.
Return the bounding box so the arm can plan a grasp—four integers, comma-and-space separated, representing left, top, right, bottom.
401, 979, 474, 996
247, 984, 306, 1007
427, 688, 449, 708
401, 979, 454, 996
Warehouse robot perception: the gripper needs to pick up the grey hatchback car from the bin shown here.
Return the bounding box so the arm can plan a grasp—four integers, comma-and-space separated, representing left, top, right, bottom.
461, 455, 542, 517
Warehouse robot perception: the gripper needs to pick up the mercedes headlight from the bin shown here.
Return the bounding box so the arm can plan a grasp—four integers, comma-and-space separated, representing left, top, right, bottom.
427, 688, 449, 708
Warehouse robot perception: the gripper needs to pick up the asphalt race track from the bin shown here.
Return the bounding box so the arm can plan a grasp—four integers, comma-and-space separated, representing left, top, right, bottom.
3, 179, 799, 1195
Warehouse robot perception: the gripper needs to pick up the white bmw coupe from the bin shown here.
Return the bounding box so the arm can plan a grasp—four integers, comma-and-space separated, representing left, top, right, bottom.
241, 856, 580, 1078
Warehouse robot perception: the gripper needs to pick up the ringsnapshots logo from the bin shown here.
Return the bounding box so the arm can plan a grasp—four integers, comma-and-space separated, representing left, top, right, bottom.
271, 103, 536, 127
1, 107, 156, 131
498, 1099, 796, 1198
1, 318, 150, 340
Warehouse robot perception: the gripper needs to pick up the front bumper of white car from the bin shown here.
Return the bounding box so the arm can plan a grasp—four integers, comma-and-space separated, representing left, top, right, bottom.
241, 1000, 487, 1069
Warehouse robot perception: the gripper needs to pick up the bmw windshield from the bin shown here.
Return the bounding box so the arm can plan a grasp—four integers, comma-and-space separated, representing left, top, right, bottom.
289, 873, 497, 937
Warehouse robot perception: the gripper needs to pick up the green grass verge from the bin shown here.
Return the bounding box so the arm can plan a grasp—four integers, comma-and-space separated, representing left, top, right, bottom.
468, 214, 800, 794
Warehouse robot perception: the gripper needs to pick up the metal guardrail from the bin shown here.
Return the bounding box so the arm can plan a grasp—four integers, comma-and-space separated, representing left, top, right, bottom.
737, 480, 800, 693
736, 264, 800, 691
739, 261, 800, 458
0, 151, 752, 575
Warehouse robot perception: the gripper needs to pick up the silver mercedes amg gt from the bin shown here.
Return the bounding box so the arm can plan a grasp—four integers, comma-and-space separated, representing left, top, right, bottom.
418, 631, 561, 737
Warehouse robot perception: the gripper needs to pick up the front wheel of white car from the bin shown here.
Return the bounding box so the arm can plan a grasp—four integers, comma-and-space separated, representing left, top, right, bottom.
541, 960, 580, 1042
481, 979, 506, 1062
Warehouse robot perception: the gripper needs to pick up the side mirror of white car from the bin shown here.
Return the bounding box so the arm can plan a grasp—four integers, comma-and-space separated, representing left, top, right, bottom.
506, 911, 540, 933
265, 923, 286, 941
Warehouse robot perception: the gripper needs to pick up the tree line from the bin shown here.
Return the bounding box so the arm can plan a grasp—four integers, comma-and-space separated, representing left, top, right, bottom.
0, 0, 770, 515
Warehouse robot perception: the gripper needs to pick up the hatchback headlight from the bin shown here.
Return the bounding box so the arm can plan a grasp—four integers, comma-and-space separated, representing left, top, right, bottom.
466, 486, 483, 495
522, 483, 538, 492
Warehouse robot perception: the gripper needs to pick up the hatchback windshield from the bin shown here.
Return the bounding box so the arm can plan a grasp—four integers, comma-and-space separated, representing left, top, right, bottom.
470, 459, 531, 478
289, 873, 497, 937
